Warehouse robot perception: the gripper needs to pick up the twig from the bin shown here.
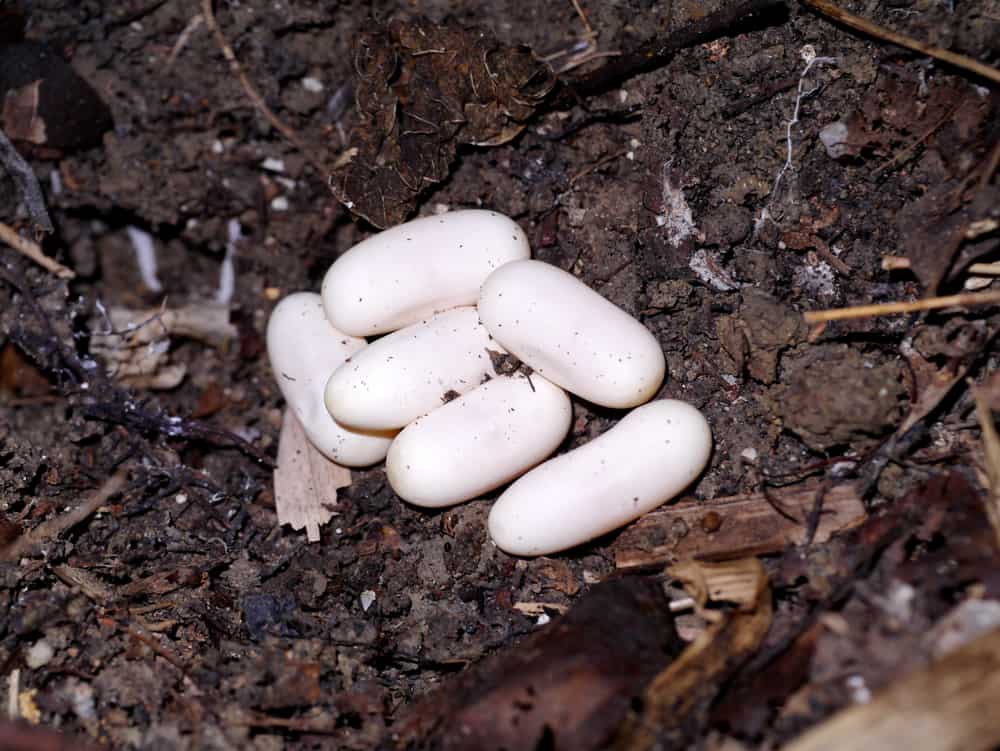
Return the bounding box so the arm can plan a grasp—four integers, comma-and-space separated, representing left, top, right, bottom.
721, 74, 798, 118
167, 13, 204, 68
883, 256, 1000, 275
972, 382, 1000, 552
804, 289, 1000, 323
569, 0, 596, 40
553, 0, 788, 105
569, 148, 629, 185
200, 0, 329, 174
0, 258, 272, 466
802, 0, 1000, 85
0, 470, 128, 561
0, 221, 74, 279
0, 126, 53, 233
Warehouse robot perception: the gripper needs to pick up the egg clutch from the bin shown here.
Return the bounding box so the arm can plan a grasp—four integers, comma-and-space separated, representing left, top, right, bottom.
267, 210, 712, 556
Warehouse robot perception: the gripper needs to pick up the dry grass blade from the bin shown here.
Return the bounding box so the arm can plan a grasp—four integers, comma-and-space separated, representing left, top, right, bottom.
804, 290, 1000, 323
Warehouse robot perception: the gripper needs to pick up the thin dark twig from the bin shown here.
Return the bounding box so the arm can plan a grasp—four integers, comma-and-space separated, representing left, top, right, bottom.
551, 0, 788, 107
803, 479, 833, 545
721, 75, 798, 118
0, 255, 273, 466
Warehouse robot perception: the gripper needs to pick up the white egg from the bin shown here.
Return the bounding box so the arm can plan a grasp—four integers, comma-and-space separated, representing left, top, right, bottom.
324, 307, 502, 431
266, 292, 394, 466
321, 210, 530, 336
488, 399, 711, 556
386, 373, 572, 508
478, 259, 666, 408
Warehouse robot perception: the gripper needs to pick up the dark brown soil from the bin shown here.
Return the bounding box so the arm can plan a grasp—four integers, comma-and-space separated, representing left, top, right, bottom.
1, 1, 999, 749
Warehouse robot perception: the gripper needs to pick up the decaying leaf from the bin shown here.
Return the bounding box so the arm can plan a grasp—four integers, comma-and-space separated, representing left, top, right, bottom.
274, 408, 351, 542
898, 183, 1000, 294
332, 17, 555, 228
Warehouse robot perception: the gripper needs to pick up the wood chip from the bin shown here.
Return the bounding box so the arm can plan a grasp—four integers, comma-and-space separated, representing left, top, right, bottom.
613, 483, 866, 571
274, 408, 351, 542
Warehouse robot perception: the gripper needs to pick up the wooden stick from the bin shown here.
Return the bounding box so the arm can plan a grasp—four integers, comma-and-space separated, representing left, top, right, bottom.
803, 290, 1000, 324
614, 482, 865, 570
0, 470, 127, 561
0, 221, 74, 279
802, 0, 1000, 85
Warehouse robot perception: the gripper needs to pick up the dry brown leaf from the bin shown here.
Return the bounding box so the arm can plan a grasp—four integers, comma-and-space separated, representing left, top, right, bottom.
332, 16, 554, 228
274, 408, 351, 542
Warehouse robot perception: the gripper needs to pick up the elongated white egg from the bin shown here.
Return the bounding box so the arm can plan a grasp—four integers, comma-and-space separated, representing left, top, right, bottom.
324, 307, 501, 431
386, 373, 572, 508
478, 259, 666, 408
488, 399, 711, 556
266, 292, 394, 466
321, 210, 529, 336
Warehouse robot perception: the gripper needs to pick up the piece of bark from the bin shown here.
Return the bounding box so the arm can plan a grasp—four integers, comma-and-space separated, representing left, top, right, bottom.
273, 408, 350, 542
708, 471, 994, 741
614, 482, 866, 571
781, 626, 1000, 751
613, 558, 773, 751
391, 577, 684, 751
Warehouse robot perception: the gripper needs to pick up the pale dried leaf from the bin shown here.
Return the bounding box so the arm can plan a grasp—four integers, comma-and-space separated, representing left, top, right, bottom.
274, 408, 351, 542
90, 302, 237, 389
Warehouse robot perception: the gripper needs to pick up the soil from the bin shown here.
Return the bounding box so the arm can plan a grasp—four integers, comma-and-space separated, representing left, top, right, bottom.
1, 0, 999, 749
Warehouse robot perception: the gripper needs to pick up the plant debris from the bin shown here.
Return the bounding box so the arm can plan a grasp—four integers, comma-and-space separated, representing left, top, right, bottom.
273, 408, 351, 542
332, 16, 555, 227
2, 1, 1000, 749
